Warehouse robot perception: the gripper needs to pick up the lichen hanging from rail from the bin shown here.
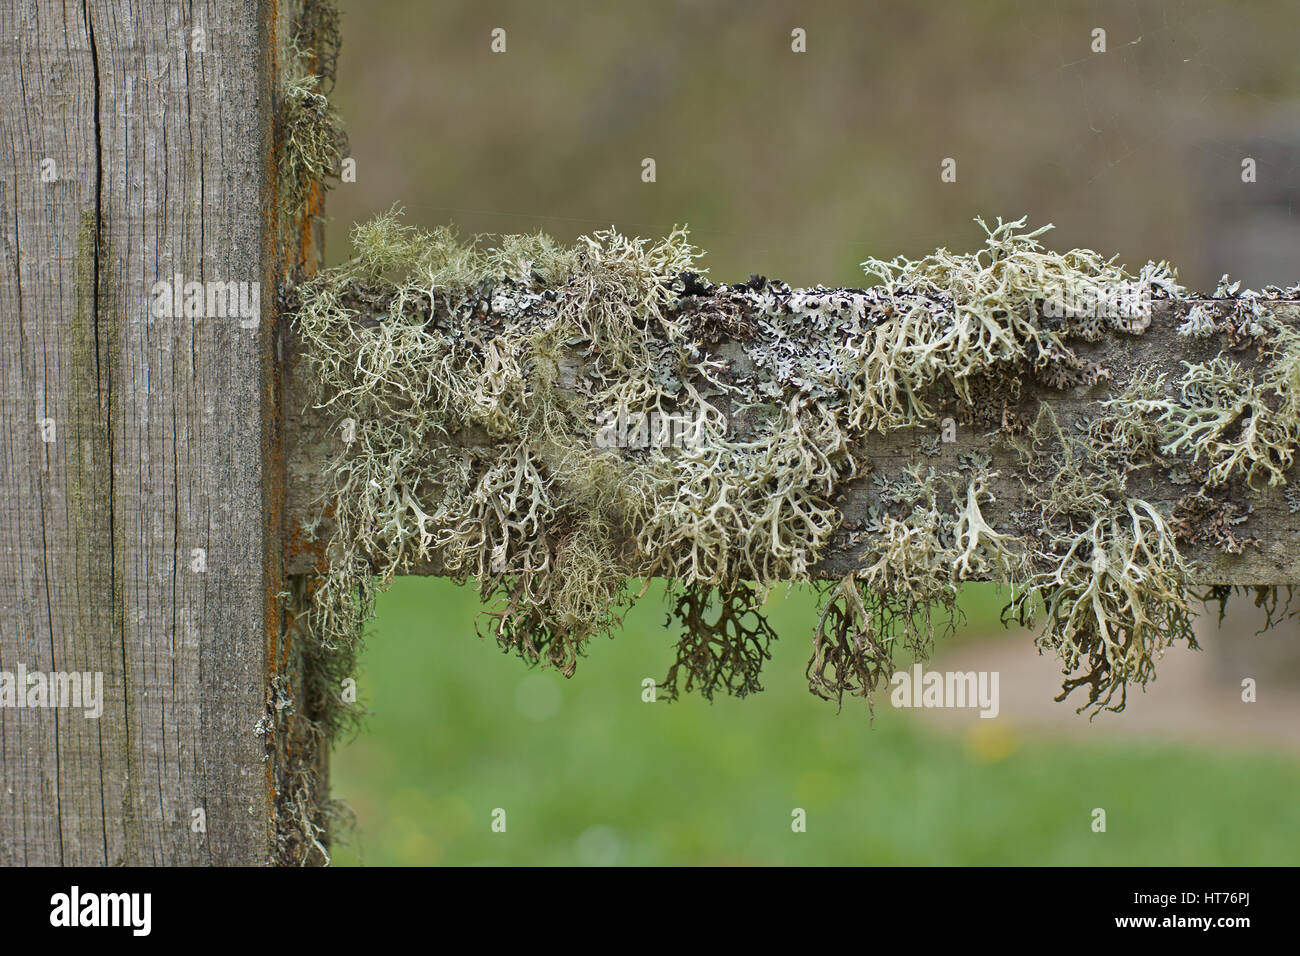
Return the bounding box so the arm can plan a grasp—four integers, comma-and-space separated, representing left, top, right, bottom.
286, 210, 1300, 721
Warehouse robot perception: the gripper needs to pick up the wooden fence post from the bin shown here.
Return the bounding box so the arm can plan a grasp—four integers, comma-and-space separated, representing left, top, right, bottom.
0, 0, 282, 865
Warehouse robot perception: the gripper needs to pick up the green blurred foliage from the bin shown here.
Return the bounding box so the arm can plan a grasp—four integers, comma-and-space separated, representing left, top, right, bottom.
326, 0, 1300, 289
333, 579, 1300, 865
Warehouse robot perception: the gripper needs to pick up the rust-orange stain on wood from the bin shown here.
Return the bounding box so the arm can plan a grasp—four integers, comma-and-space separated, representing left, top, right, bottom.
265, 0, 337, 838
285, 496, 332, 575
263, 0, 282, 806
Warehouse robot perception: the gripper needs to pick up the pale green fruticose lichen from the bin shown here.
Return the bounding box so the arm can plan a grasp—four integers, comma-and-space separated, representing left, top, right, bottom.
1005, 405, 1196, 713
280, 6, 346, 220
1102, 328, 1300, 490
289, 212, 1300, 722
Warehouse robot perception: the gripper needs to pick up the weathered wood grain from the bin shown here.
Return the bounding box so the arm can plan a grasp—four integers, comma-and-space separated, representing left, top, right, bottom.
284, 298, 1300, 586
0, 0, 276, 865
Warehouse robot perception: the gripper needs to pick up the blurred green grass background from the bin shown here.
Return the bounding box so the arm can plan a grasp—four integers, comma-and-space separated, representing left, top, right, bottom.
323, 0, 1300, 865
331, 580, 1300, 865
